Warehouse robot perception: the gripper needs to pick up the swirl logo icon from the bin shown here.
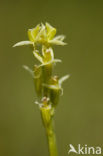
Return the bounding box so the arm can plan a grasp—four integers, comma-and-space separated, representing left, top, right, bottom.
68, 144, 101, 155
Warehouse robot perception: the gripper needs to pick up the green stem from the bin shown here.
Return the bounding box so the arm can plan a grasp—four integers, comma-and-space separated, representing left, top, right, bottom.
46, 120, 58, 156
40, 98, 58, 156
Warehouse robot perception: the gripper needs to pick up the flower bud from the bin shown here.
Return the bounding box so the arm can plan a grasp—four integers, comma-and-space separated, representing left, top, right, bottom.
40, 97, 52, 127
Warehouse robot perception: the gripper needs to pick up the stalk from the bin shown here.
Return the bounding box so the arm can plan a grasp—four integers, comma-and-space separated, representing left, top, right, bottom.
40, 98, 58, 156
45, 119, 58, 156
13, 22, 69, 156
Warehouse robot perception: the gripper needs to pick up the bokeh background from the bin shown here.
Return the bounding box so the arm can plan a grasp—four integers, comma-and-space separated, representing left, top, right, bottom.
0, 0, 103, 156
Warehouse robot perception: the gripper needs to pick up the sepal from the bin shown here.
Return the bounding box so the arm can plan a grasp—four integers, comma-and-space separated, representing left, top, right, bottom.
13, 41, 33, 47
22, 65, 34, 77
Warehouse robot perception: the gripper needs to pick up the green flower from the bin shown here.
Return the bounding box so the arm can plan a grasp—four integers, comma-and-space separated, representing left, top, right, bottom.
13, 23, 66, 48
42, 75, 70, 107
33, 47, 61, 64
45, 22, 67, 46
43, 75, 70, 95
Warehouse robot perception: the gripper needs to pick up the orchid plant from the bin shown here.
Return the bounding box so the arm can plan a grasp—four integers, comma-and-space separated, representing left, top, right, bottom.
13, 23, 69, 156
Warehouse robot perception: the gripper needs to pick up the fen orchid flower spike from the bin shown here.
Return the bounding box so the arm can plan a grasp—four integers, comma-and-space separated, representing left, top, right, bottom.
13, 23, 69, 156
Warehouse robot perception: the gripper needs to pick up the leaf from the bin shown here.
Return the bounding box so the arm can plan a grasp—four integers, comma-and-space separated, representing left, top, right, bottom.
13, 41, 33, 47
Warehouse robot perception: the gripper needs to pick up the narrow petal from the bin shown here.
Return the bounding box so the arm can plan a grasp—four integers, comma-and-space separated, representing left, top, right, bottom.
42, 83, 59, 90
13, 41, 33, 47
36, 24, 46, 42
39, 59, 62, 67
32, 24, 40, 39
28, 29, 34, 42
22, 65, 34, 77
33, 51, 44, 63
48, 40, 67, 46
28, 24, 40, 42
46, 22, 56, 40
53, 35, 66, 41
53, 59, 62, 63
59, 75, 70, 86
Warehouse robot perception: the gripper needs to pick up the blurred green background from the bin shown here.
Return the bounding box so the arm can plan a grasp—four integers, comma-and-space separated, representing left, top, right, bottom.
0, 0, 103, 156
